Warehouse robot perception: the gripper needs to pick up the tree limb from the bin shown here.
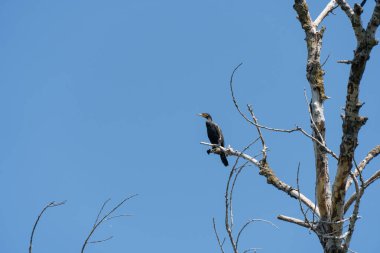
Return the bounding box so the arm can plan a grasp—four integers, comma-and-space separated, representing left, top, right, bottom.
344, 170, 380, 213
277, 215, 313, 229
336, 0, 364, 41
314, 0, 338, 27
345, 145, 380, 191
201, 142, 320, 217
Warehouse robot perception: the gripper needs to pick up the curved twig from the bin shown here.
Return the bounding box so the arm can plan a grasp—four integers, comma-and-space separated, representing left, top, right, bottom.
236, 219, 278, 249
229, 64, 337, 160
29, 201, 66, 253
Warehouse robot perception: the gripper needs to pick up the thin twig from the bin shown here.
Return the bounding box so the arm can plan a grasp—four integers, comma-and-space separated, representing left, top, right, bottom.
29, 201, 66, 253
229, 65, 337, 159
344, 173, 363, 251
81, 195, 137, 253
213, 218, 226, 253
296, 163, 315, 231
89, 236, 114, 244
236, 219, 278, 249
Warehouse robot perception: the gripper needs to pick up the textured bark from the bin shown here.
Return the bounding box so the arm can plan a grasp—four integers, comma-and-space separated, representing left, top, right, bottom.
294, 0, 332, 231
330, 2, 380, 248
293, 1, 380, 252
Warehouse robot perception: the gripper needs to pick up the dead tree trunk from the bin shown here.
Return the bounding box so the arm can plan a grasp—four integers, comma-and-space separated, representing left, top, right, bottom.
202, 1, 380, 252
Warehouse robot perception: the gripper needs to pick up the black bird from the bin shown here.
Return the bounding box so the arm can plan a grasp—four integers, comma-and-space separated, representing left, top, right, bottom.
198, 113, 228, 166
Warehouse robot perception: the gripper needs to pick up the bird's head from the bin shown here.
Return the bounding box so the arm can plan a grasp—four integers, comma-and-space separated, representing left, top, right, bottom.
198, 113, 212, 120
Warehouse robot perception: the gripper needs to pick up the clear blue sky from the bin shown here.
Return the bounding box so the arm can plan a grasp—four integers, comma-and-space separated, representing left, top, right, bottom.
0, 1, 379, 252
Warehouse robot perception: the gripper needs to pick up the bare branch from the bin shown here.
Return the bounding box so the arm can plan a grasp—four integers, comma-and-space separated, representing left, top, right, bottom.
314, 0, 338, 27
229, 64, 338, 160
201, 142, 320, 217
89, 236, 114, 244
337, 60, 352, 64
346, 145, 380, 191
277, 215, 313, 229
236, 219, 278, 249
344, 170, 380, 213
343, 173, 363, 251
247, 105, 268, 160
366, 1, 380, 38
294, 0, 314, 33
81, 195, 137, 253
296, 162, 316, 230
336, 0, 364, 40
213, 218, 226, 253
29, 201, 66, 253
243, 248, 262, 253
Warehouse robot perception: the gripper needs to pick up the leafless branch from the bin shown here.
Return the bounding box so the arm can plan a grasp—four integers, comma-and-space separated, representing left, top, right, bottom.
337, 60, 352, 64
201, 142, 320, 217
229, 63, 338, 160
344, 170, 380, 213
29, 201, 66, 253
277, 215, 313, 229
243, 248, 262, 253
321, 54, 331, 67
89, 236, 114, 244
345, 145, 380, 191
236, 219, 278, 249
247, 105, 267, 160
296, 162, 316, 230
343, 173, 363, 251
81, 195, 137, 253
314, 0, 338, 27
213, 218, 226, 253
336, 0, 364, 40
366, 1, 380, 38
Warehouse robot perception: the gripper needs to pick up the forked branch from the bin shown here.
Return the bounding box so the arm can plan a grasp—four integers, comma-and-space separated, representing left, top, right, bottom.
81, 195, 137, 253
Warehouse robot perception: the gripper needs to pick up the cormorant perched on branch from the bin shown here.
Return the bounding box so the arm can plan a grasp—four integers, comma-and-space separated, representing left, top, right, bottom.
198, 113, 228, 166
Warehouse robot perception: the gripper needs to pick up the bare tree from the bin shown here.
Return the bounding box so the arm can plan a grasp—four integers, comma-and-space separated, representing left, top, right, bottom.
202, 1, 380, 253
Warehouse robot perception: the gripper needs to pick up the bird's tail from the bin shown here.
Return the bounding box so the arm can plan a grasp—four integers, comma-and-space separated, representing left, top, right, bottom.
220, 153, 228, 166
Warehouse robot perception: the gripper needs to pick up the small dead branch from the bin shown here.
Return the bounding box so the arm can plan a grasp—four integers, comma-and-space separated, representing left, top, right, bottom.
277, 215, 313, 229
344, 169, 380, 213
81, 195, 137, 253
29, 201, 66, 253
236, 219, 278, 249
213, 218, 226, 253
345, 145, 380, 191
314, 0, 338, 27
337, 60, 353, 64
343, 173, 363, 251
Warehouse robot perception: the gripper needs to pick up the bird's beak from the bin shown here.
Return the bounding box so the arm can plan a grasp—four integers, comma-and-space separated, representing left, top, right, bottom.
197, 113, 203, 117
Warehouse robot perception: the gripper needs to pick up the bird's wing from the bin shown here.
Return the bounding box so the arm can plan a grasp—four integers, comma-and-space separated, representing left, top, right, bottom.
217, 125, 224, 146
